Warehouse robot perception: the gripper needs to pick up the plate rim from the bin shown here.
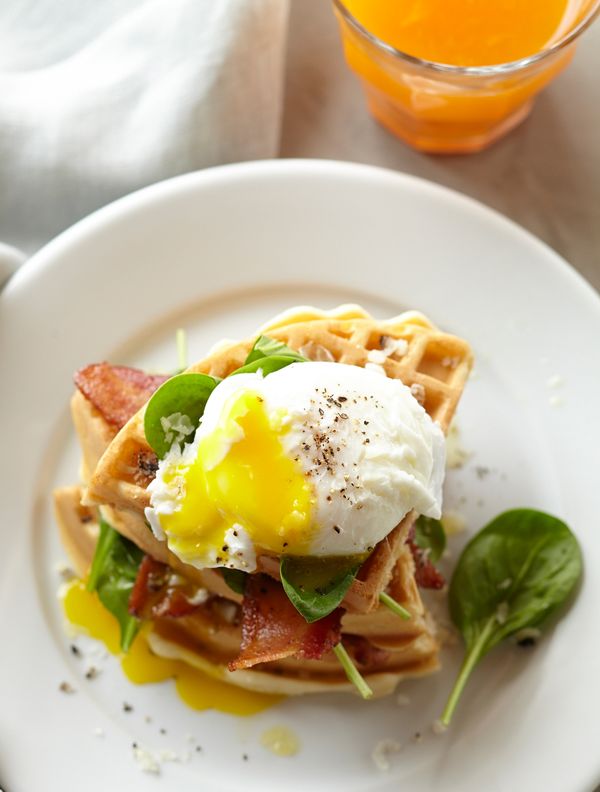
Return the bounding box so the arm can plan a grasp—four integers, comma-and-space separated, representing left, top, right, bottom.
1, 158, 599, 792
3, 159, 599, 314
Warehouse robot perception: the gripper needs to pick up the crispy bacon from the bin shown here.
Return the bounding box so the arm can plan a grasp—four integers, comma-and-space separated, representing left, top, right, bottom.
228, 574, 342, 671
128, 555, 204, 619
343, 635, 390, 668
74, 363, 169, 429
152, 589, 202, 619
128, 555, 168, 617
408, 539, 446, 590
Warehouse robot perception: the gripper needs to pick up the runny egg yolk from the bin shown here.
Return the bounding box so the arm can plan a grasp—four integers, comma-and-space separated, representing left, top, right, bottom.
161, 389, 315, 565
62, 580, 280, 715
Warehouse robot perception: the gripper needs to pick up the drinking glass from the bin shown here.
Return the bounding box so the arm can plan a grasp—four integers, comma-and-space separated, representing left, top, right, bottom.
333, 0, 600, 153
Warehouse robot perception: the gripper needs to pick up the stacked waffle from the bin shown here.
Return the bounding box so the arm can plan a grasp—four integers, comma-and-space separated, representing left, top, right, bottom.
54, 305, 472, 697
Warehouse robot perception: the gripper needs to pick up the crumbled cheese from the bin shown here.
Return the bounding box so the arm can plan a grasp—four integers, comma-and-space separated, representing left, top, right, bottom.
546, 375, 564, 389
409, 382, 426, 405
366, 349, 388, 365
432, 720, 447, 735
396, 693, 410, 707
160, 412, 195, 446
168, 573, 187, 586
133, 745, 161, 775
187, 588, 209, 606
445, 422, 471, 469
549, 395, 564, 407
371, 739, 402, 771
93, 727, 105, 738
496, 602, 509, 625
381, 336, 409, 358
497, 578, 512, 590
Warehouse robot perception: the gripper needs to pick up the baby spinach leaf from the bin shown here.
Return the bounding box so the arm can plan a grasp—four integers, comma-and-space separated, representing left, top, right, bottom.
87, 518, 144, 652
414, 515, 446, 564
144, 372, 219, 458
221, 568, 247, 595
280, 555, 363, 623
441, 508, 582, 726
244, 335, 306, 365
145, 337, 303, 456
231, 355, 306, 378
230, 335, 307, 377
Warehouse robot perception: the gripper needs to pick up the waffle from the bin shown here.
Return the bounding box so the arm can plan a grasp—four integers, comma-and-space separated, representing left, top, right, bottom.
57, 304, 472, 696
84, 307, 472, 613
54, 485, 439, 697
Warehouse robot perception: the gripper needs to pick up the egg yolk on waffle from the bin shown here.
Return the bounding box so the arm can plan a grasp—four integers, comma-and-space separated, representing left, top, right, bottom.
158, 390, 315, 567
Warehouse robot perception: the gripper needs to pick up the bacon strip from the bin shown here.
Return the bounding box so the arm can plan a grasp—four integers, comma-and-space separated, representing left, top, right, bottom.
129, 555, 204, 619
74, 363, 169, 429
408, 539, 446, 590
343, 635, 390, 668
128, 555, 168, 617
228, 574, 342, 671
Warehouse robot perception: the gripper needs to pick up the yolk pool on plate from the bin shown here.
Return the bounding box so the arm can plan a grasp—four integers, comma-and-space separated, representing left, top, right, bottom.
63, 580, 281, 716
343, 0, 572, 67
162, 389, 315, 563
260, 726, 301, 757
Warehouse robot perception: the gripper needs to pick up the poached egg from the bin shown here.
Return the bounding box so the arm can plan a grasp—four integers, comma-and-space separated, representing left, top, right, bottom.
145, 362, 445, 572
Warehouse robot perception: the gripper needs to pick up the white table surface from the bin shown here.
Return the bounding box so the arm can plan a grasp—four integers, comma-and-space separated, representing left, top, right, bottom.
282, 0, 600, 293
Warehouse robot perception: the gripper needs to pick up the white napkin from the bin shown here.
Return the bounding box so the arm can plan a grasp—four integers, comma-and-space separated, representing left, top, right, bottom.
0, 0, 289, 253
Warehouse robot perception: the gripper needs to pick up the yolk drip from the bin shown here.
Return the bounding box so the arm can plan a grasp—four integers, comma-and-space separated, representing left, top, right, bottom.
63, 580, 281, 716
162, 389, 315, 563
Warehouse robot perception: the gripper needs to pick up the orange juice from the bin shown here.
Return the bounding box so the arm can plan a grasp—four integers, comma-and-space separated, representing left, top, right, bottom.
342, 0, 573, 67
334, 0, 595, 152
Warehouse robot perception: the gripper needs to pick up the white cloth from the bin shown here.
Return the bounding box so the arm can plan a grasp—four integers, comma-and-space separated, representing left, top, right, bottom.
0, 0, 289, 252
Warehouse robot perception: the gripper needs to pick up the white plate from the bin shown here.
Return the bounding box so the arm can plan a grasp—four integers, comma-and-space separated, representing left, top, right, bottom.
1, 160, 599, 792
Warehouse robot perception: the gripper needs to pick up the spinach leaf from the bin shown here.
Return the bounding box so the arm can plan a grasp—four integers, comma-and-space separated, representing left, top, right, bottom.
231, 335, 307, 377
414, 515, 446, 563
87, 518, 144, 652
221, 568, 247, 595
231, 355, 307, 378
145, 337, 304, 455
441, 508, 582, 726
280, 555, 363, 623
244, 335, 306, 365
144, 372, 219, 458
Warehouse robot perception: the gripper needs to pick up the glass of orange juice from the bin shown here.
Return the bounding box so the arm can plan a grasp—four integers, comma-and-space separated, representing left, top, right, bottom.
333, 0, 600, 153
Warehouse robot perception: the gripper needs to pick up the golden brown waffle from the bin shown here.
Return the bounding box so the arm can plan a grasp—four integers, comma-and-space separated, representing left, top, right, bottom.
54, 489, 439, 697
56, 306, 473, 696
84, 310, 472, 613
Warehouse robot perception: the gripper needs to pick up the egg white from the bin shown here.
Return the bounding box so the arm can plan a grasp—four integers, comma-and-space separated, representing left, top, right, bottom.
146, 362, 445, 571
